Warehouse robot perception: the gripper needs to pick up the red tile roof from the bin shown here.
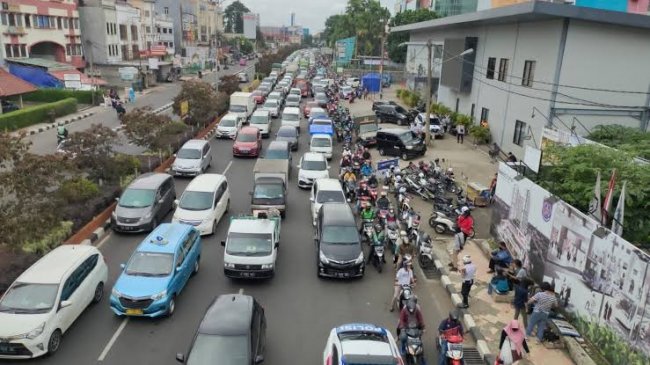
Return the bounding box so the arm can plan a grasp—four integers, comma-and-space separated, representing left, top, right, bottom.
0, 68, 37, 97
49, 69, 108, 86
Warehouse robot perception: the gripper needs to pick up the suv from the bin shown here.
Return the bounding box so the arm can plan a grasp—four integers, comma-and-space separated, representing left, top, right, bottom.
415, 113, 445, 139
171, 139, 212, 176
371, 100, 398, 111
375, 104, 411, 126
376, 128, 426, 161
112, 173, 176, 232
322, 324, 401, 365
316, 203, 364, 278
176, 294, 266, 364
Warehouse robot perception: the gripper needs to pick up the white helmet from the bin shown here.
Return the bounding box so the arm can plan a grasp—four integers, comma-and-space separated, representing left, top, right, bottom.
418, 172, 425, 178
462, 255, 472, 264
461, 206, 470, 213
447, 167, 454, 173
400, 230, 408, 237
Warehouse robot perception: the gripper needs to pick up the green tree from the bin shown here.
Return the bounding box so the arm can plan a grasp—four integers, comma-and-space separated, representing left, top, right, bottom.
323, 14, 354, 46
173, 80, 222, 126
64, 124, 119, 182
121, 107, 176, 150
588, 125, 650, 160
387, 9, 438, 63
322, 0, 390, 56
219, 74, 241, 95
224, 0, 250, 34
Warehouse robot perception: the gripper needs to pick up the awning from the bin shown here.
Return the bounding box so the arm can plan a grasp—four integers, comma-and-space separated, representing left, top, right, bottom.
49, 69, 108, 86
0, 68, 37, 97
139, 45, 167, 58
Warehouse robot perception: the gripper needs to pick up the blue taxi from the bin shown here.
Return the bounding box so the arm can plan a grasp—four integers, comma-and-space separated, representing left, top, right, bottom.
323, 323, 403, 365
309, 118, 334, 136
110, 223, 201, 317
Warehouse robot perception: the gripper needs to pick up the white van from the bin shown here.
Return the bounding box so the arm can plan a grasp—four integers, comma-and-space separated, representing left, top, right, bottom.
171, 139, 212, 176
281, 106, 301, 132
250, 110, 271, 138
172, 174, 230, 235
310, 134, 333, 160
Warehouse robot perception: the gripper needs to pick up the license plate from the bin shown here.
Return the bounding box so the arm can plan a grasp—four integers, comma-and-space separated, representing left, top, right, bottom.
240, 149, 249, 153
241, 272, 256, 278
125, 308, 143, 315
120, 225, 136, 231
335, 272, 349, 278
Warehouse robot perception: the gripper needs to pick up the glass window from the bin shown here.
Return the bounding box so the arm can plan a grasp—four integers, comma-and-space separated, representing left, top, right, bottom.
513, 120, 526, 146
179, 191, 213, 211
253, 184, 283, 200
177, 148, 202, 159
322, 226, 358, 244
229, 105, 247, 113
498, 58, 509, 82
301, 159, 326, 171
399, 131, 417, 144
480, 108, 489, 125
119, 188, 156, 208
277, 128, 295, 137
236, 133, 257, 142
226, 233, 273, 256
251, 114, 269, 124
283, 113, 299, 121
24, 14, 30, 27
486, 57, 496, 79
311, 137, 331, 147
126, 252, 174, 276
0, 283, 59, 313
186, 334, 249, 364
220, 118, 237, 127
522, 60, 536, 87
0, 13, 7, 26
316, 191, 345, 204
265, 149, 287, 159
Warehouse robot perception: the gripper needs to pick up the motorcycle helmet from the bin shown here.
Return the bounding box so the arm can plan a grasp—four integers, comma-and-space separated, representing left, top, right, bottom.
374, 223, 383, 232
462, 255, 472, 264
447, 167, 454, 174
400, 230, 408, 237
418, 172, 425, 178
449, 310, 459, 321
406, 298, 417, 313
380, 191, 387, 197
460, 206, 470, 214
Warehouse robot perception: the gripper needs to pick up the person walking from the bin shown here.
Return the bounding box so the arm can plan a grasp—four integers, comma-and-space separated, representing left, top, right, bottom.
448, 227, 463, 272
456, 123, 466, 144
526, 282, 558, 343
459, 255, 476, 308
497, 320, 530, 365
513, 279, 531, 327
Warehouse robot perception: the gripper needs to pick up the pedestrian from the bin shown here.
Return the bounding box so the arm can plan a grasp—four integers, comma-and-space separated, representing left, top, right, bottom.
497, 320, 530, 365
459, 255, 476, 308
363, 88, 369, 100
489, 173, 498, 203
456, 123, 466, 143
526, 282, 558, 343
513, 279, 531, 327
448, 227, 463, 272
506, 259, 528, 283
488, 241, 512, 274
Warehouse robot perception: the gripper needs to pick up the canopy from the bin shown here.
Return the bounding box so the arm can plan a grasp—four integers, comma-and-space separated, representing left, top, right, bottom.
0, 68, 36, 97
361, 73, 381, 93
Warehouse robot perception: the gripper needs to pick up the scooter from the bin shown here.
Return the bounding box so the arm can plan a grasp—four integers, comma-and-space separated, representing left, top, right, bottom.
399, 283, 414, 311
429, 210, 458, 235
385, 222, 399, 256
362, 218, 375, 243
369, 229, 386, 273
403, 328, 425, 365
438, 328, 464, 365
418, 234, 433, 267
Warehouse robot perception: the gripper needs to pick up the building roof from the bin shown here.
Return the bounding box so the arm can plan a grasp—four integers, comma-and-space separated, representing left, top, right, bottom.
6, 57, 72, 71
0, 68, 37, 97
49, 69, 108, 86
391, 1, 650, 33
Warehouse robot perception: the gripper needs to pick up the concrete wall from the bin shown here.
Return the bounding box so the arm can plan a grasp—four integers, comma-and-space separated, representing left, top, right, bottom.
79, 0, 121, 64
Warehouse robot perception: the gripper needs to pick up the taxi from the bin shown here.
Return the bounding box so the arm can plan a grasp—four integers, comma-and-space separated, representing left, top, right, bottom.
323, 323, 403, 365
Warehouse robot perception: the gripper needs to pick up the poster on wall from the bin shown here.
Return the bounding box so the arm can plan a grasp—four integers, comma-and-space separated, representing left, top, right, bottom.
491, 162, 650, 357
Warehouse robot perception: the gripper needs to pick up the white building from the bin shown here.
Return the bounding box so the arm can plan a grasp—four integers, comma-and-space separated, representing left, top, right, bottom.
393, 1, 650, 158
155, 15, 174, 55
115, 1, 143, 60
79, 0, 122, 64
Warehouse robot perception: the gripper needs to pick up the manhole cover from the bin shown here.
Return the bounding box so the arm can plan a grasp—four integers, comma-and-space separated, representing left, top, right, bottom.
419, 258, 440, 279
462, 347, 484, 365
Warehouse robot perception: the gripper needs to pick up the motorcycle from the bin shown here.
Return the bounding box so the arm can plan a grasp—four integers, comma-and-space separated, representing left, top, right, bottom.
385, 222, 399, 256
399, 283, 414, 311
428, 210, 459, 235
369, 228, 386, 273
404, 175, 429, 201
344, 181, 357, 202
438, 328, 464, 365
418, 234, 434, 267
402, 328, 425, 365
362, 218, 375, 242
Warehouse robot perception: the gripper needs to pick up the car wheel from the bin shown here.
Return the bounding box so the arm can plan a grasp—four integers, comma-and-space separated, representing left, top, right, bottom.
92, 282, 104, 304
379, 148, 385, 156
225, 199, 230, 213
401, 152, 409, 160
193, 257, 200, 275
47, 329, 62, 355
150, 218, 158, 231
167, 296, 176, 316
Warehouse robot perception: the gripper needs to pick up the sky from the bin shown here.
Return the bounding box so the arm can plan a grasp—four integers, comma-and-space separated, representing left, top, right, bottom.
234, 0, 396, 33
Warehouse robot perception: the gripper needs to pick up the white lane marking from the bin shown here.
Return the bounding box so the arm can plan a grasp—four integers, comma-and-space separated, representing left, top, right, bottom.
98, 317, 129, 361
239, 288, 244, 294
95, 233, 112, 249
223, 161, 233, 175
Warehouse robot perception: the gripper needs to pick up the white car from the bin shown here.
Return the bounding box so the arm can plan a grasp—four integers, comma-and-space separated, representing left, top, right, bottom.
262, 99, 280, 118
215, 113, 242, 139
250, 110, 272, 138
310, 178, 346, 226
237, 72, 249, 83
171, 139, 213, 177
346, 77, 360, 88
172, 174, 230, 235
297, 152, 329, 189
310, 134, 333, 160
415, 113, 445, 138
267, 91, 284, 108
0, 245, 108, 359
281, 106, 301, 131
289, 88, 301, 97
322, 323, 402, 365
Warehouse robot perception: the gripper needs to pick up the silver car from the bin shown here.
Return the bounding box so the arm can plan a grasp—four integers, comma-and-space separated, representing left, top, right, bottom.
111, 173, 176, 232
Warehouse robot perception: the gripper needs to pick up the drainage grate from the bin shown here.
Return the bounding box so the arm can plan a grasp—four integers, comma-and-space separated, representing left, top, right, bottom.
418, 257, 441, 279
462, 347, 484, 365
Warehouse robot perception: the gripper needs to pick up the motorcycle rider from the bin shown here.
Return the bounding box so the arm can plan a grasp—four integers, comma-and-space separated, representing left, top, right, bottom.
386, 207, 397, 225
360, 160, 373, 177
398, 297, 425, 355
362, 147, 371, 161
438, 310, 464, 365
390, 261, 415, 312
395, 232, 417, 268
376, 191, 390, 210
366, 223, 386, 264
340, 154, 352, 169
457, 206, 474, 246
56, 126, 69, 142
342, 167, 357, 183
359, 202, 376, 233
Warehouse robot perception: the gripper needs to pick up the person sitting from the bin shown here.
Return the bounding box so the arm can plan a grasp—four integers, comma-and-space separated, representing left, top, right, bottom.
342, 168, 356, 183
57, 126, 69, 140
488, 241, 513, 274
360, 161, 373, 177
488, 270, 511, 295
396, 235, 416, 269
438, 311, 464, 365
398, 298, 425, 354
376, 191, 390, 210
340, 155, 352, 169
507, 152, 518, 163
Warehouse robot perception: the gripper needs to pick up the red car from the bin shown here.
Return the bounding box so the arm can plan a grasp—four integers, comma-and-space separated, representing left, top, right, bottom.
304, 101, 319, 118
251, 90, 265, 104
233, 127, 261, 157
296, 80, 310, 97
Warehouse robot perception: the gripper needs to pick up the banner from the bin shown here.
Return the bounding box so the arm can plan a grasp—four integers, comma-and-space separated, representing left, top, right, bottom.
611, 181, 626, 236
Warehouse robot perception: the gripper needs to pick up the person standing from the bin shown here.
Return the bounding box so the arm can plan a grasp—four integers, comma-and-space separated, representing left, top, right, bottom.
456, 123, 466, 143
497, 320, 530, 365
513, 279, 531, 327
526, 282, 558, 342
460, 255, 476, 308
448, 228, 463, 272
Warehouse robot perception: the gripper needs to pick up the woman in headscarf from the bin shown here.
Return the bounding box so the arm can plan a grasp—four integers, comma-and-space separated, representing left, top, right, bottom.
497, 320, 529, 365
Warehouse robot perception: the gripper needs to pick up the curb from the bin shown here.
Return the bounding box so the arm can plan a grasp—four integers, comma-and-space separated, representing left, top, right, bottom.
431, 244, 496, 365
26, 111, 95, 136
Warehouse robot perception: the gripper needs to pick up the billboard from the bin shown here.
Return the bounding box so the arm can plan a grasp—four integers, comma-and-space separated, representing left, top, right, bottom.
335, 37, 356, 66
243, 13, 257, 40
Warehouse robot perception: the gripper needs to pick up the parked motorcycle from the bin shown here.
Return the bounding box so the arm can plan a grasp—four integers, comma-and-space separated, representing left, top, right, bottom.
418, 233, 434, 267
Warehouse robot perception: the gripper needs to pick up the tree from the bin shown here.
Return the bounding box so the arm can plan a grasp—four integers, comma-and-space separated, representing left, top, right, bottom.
219, 74, 241, 96
64, 124, 118, 182
239, 37, 254, 54
121, 107, 176, 150
588, 125, 650, 160
224, 0, 250, 34
173, 80, 223, 126
387, 9, 438, 63
321, 0, 390, 56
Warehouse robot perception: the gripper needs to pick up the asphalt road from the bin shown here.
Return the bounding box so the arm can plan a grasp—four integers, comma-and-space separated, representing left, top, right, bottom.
21, 97, 457, 365
28, 63, 255, 156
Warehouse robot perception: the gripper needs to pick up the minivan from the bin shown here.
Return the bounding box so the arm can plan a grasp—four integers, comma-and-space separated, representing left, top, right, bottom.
250, 110, 271, 138
310, 134, 332, 160
0, 245, 108, 359
171, 139, 212, 177
112, 173, 176, 232
376, 128, 426, 160
316, 203, 364, 279
172, 174, 230, 235
281, 106, 301, 131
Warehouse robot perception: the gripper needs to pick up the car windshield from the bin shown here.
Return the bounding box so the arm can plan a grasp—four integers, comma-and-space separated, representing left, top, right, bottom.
226, 233, 273, 256
186, 334, 249, 365
313, 121, 331, 126
0, 283, 58, 314
287, 96, 300, 103
395, 106, 407, 114
179, 191, 213, 211
322, 226, 359, 244
283, 113, 299, 121
312, 138, 331, 147
229, 105, 246, 113
265, 149, 287, 159
342, 87, 352, 92
177, 148, 201, 159
250, 115, 268, 124
125, 252, 174, 277
220, 118, 237, 127
400, 131, 418, 144
236, 133, 257, 142
252, 91, 262, 97
278, 128, 296, 138
263, 102, 276, 109
302, 159, 327, 171
253, 184, 284, 199
316, 191, 345, 204
119, 188, 156, 208
359, 123, 378, 133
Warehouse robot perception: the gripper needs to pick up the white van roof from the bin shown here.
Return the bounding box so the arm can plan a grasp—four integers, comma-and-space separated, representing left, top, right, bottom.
283, 107, 300, 115
315, 178, 342, 191
222, 113, 239, 121
181, 139, 209, 149
18, 245, 98, 284
185, 174, 226, 193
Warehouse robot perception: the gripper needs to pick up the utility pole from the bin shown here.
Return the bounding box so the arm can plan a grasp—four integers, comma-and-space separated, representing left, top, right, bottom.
379, 20, 387, 97
424, 39, 433, 146
86, 40, 96, 106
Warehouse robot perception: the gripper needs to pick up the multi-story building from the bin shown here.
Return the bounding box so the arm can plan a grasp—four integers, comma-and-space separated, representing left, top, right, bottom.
78, 0, 121, 64
154, 0, 181, 55
129, 0, 156, 54
115, 1, 142, 60
155, 14, 174, 54
0, 0, 84, 68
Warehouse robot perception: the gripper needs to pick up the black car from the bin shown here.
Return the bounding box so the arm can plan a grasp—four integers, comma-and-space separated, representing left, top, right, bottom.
376, 128, 426, 160
375, 104, 412, 126
316, 203, 364, 279
275, 126, 299, 151
371, 100, 397, 111
1, 100, 19, 113
177, 294, 266, 364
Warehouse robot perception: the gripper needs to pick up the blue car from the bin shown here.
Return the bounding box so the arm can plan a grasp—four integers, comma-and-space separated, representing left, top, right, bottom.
110, 223, 201, 317
309, 118, 334, 136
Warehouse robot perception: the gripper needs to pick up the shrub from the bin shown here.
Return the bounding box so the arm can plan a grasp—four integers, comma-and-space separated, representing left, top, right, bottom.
470, 125, 491, 144
0, 98, 77, 131
396, 89, 403, 97
22, 221, 73, 254
59, 178, 100, 203
22, 89, 103, 105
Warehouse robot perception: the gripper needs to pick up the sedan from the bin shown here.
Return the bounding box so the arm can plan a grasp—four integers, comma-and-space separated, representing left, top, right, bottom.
276, 126, 299, 151
251, 90, 265, 104
340, 86, 354, 99
233, 127, 262, 157
261, 99, 280, 118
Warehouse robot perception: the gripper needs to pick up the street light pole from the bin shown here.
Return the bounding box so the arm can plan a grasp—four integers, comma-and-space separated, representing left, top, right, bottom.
379, 20, 388, 99
424, 39, 433, 146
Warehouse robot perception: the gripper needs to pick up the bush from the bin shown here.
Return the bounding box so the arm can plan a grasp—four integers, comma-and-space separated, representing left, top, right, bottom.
0, 98, 77, 131
59, 178, 100, 203
396, 89, 403, 97
22, 221, 73, 254
470, 125, 491, 144
22, 89, 103, 105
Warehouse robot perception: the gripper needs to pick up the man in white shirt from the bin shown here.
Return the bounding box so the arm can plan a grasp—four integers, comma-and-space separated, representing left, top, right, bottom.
456, 124, 466, 144
390, 262, 415, 312
460, 255, 476, 308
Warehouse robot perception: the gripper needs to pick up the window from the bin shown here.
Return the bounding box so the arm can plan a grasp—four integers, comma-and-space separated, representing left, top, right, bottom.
0, 13, 7, 26
176, 246, 185, 267
24, 14, 30, 27
156, 26, 161, 33
57, 17, 62, 29
131, 25, 138, 41
169, 42, 173, 48
119, 24, 128, 40
66, 43, 82, 56
162, 27, 167, 34
455, 98, 459, 113
513, 120, 526, 146
106, 22, 110, 34
7, 13, 16, 26
331, 346, 339, 365
121, 44, 129, 60
486, 57, 496, 79
5, 43, 28, 58
144, 10, 150, 17
480, 108, 489, 125
498, 58, 509, 82
470, 104, 475, 120
74, 18, 79, 29
145, 25, 151, 33
164, 6, 169, 14
132, 44, 139, 58
522, 60, 536, 87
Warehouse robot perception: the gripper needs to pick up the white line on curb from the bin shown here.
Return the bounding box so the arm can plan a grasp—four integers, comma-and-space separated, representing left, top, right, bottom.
96, 232, 112, 249
223, 161, 233, 175
98, 317, 129, 361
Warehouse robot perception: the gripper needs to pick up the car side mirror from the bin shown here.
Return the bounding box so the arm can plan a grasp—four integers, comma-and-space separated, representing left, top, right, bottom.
309, 197, 314, 202
274, 242, 279, 249
176, 353, 185, 363
221, 240, 226, 247
173, 153, 177, 157
255, 355, 264, 364
60, 300, 72, 309
175, 266, 182, 272
120, 263, 126, 270
158, 199, 165, 204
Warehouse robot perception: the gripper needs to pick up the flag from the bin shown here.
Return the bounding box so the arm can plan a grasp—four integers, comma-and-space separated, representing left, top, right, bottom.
611, 181, 626, 236
588, 171, 602, 222
602, 169, 617, 225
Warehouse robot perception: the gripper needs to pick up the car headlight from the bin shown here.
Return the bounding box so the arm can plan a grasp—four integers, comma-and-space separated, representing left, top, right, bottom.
111, 211, 117, 219
354, 252, 364, 264
261, 264, 274, 269
20, 322, 46, 340
224, 262, 235, 269
319, 250, 330, 264
405, 145, 413, 150
111, 288, 121, 297
141, 211, 153, 221
150, 290, 167, 301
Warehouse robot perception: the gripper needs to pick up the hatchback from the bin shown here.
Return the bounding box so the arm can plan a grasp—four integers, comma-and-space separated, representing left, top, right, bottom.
112, 173, 176, 233
298, 152, 329, 189
171, 139, 212, 177
233, 127, 262, 157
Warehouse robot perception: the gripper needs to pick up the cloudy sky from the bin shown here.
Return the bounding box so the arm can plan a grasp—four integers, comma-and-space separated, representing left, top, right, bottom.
235, 0, 396, 33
